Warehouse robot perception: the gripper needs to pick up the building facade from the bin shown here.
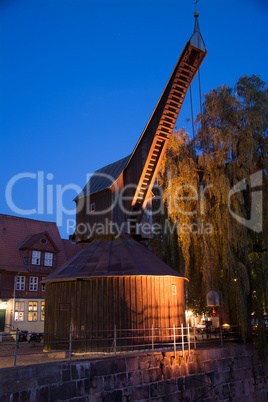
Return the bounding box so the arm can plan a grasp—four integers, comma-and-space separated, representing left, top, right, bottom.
0, 214, 83, 333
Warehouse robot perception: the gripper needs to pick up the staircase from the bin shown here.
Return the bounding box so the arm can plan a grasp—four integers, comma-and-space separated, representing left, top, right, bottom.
1, 332, 16, 343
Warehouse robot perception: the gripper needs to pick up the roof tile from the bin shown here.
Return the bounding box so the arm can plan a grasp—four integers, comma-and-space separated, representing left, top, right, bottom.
0, 214, 81, 273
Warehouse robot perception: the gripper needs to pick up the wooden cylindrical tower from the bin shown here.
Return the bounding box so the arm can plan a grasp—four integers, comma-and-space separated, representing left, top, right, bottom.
44, 236, 187, 350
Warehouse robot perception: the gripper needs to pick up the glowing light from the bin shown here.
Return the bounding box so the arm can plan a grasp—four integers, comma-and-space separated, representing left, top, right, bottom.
0, 302, 8, 309
186, 310, 193, 317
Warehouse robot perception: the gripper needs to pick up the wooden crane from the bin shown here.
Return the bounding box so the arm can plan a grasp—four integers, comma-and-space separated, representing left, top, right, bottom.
73, 12, 206, 242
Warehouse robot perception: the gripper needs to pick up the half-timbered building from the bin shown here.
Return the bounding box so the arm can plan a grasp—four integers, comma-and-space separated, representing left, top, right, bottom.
0, 214, 83, 333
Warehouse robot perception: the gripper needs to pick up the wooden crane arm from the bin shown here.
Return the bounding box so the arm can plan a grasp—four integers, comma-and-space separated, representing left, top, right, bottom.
125, 41, 207, 230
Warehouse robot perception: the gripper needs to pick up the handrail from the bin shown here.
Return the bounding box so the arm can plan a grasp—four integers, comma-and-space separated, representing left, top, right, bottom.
0, 324, 242, 367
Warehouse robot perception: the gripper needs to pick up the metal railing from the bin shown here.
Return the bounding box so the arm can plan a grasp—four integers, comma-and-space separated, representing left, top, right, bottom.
0, 324, 241, 367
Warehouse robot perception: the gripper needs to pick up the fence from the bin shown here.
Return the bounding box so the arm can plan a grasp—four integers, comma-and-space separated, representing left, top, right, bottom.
0, 324, 241, 367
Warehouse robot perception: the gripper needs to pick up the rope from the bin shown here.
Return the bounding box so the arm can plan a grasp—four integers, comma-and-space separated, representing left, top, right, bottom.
197, 56, 214, 292
187, 52, 214, 292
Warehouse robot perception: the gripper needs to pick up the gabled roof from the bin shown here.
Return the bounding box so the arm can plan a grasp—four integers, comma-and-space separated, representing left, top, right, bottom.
0, 214, 81, 273
75, 155, 130, 200
44, 236, 187, 282
18, 231, 59, 252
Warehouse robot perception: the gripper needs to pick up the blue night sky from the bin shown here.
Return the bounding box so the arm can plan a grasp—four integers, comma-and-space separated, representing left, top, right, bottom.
1, 0, 268, 239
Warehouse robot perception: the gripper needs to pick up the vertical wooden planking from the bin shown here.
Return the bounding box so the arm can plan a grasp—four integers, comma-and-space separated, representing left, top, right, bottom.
172, 278, 178, 327
82, 281, 87, 349
163, 279, 169, 343
158, 277, 164, 342
147, 276, 152, 327
113, 277, 118, 329
101, 278, 108, 351
116, 277, 121, 347
178, 279, 186, 325
136, 277, 143, 344
152, 278, 156, 337
119, 277, 124, 329
112, 277, 115, 329
124, 276, 131, 348
98, 278, 103, 350
44, 284, 51, 345
118, 276, 124, 347
154, 277, 160, 342
45, 275, 186, 351
78, 281, 82, 333
131, 276, 137, 334
134, 276, 141, 344
167, 277, 172, 330
148, 276, 153, 343
106, 277, 112, 337
142, 276, 148, 343
105, 277, 109, 347
92, 278, 98, 351
88, 279, 93, 350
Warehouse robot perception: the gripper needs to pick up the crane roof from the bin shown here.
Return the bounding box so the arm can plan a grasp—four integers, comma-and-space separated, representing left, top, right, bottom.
43, 236, 187, 282
75, 155, 130, 200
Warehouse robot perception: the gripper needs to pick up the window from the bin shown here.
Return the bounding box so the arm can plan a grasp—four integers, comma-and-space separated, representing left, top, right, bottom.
172, 284, 177, 295
91, 203, 95, 212
14, 302, 24, 321
41, 302, 45, 321
32, 250, 41, 265
44, 252, 53, 266
16, 276, 25, 291
41, 277, 45, 292
28, 301, 38, 321
29, 276, 38, 291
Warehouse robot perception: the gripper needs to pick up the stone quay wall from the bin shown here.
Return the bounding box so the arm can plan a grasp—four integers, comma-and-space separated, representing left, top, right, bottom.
0, 344, 268, 401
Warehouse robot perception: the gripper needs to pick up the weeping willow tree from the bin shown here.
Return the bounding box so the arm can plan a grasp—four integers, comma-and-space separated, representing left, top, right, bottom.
155, 75, 268, 345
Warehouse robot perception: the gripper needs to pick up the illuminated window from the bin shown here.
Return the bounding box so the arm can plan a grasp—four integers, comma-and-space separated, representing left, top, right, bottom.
28, 301, 38, 321
44, 252, 53, 266
172, 284, 177, 295
29, 277, 38, 291
14, 302, 24, 321
32, 250, 41, 265
16, 276, 25, 291
41, 302, 45, 321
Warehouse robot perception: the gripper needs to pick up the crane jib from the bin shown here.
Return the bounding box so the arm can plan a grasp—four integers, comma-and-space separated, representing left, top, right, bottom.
127, 43, 207, 232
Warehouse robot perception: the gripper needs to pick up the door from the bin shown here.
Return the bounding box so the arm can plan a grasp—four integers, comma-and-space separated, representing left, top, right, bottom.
56, 303, 70, 348
0, 309, 6, 332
